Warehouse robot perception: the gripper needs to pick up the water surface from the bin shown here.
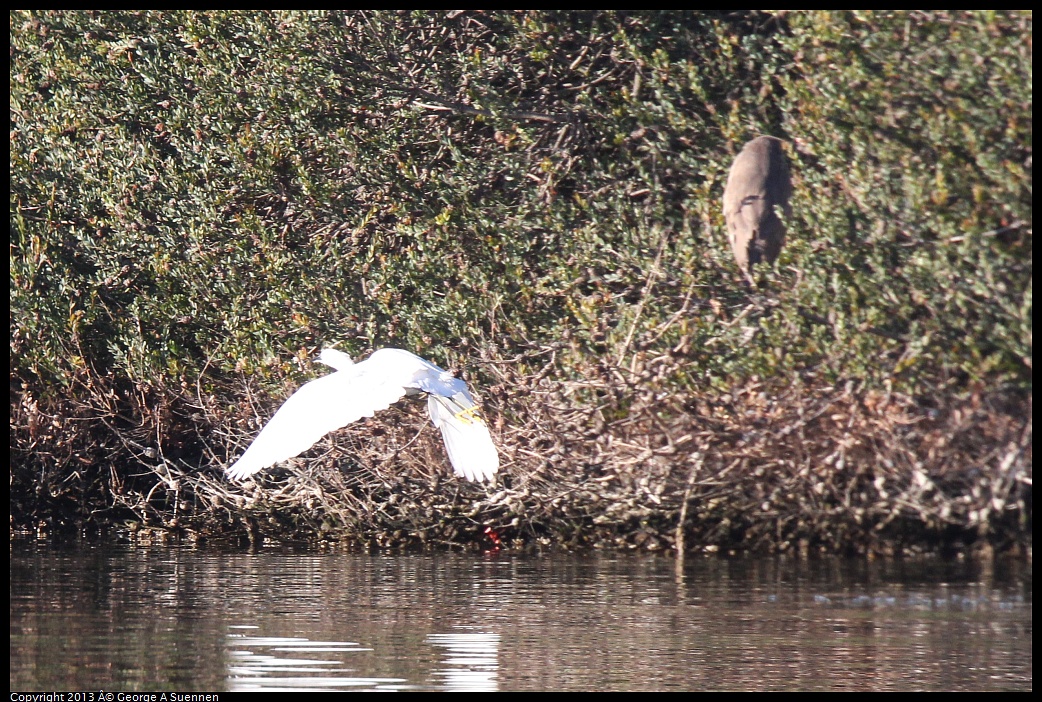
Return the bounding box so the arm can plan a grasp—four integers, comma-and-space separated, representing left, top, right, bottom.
9, 541, 1031, 691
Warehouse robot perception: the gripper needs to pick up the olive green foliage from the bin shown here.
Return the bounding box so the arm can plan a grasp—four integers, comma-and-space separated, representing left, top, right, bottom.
10, 11, 1031, 544
778, 11, 1032, 390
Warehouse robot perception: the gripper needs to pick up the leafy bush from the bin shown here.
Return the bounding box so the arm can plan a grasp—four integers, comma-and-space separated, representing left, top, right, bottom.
11, 11, 1030, 550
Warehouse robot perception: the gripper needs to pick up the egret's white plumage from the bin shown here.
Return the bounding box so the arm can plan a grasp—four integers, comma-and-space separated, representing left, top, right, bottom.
226, 348, 499, 483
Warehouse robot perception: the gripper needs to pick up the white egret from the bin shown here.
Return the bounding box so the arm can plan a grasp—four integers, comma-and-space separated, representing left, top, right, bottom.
226, 348, 499, 483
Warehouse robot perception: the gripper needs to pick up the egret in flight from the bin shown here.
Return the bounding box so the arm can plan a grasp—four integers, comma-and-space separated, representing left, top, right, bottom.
226, 348, 499, 483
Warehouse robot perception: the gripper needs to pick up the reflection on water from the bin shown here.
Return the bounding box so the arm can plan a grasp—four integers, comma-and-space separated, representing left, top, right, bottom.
225, 626, 407, 692
221, 625, 498, 691
9, 542, 1031, 691
427, 630, 500, 692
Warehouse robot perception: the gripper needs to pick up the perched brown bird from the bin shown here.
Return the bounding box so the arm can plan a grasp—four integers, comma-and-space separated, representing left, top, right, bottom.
722, 136, 792, 286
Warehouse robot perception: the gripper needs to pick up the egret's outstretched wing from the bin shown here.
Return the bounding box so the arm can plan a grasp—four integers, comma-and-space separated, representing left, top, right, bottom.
226, 365, 410, 480
427, 393, 499, 482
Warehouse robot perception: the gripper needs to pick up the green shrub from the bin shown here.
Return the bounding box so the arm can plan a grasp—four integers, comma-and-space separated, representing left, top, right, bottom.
11, 11, 1030, 548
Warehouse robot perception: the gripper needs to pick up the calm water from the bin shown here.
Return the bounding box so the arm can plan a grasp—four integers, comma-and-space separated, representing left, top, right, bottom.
9, 541, 1031, 691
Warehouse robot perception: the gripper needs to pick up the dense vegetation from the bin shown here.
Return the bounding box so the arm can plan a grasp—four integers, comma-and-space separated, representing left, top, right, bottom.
11, 11, 1031, 553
